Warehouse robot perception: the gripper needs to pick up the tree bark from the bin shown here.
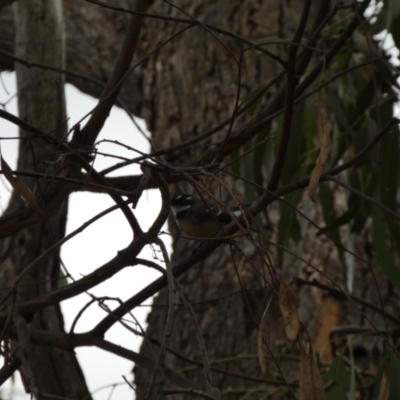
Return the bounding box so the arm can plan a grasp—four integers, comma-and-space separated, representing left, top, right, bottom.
0, 1, 91, 398
133, 1, 328, 399
132, 1, 399, 399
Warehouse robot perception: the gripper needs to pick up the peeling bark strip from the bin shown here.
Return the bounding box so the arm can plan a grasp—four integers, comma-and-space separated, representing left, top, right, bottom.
299, 347, 326, 400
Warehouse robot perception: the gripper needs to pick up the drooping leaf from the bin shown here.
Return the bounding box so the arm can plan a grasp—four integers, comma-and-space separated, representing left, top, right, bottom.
319, 183, 344, 264
280, 101, 307, 185
299, 346, 326, 400
377, 107, 400, 251
372, 207, 400, 291
328, 91, 350, 133
387, 351, 400, 400
391, 15, 400, 50
352, 30, 380, 59
374, 351, 400, 400
323, 354, 350, 400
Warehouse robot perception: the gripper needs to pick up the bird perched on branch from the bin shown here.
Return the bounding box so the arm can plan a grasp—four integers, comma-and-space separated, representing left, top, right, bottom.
170, 193, 246, 238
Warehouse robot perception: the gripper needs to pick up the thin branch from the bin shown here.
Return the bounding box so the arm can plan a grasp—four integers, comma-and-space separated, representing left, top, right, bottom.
162, 389, 217, 400
0, 108, 142, 238
267, 0, 311, 191
11, 199, 131, 290
86, 117, 398, 336
14, 313, 39, 397
202, 0, 372, 164
295, 278, 400, 326
0, 356, 21, 386
85, 0, 287, 66
0, 49, 105, 89
174, 279, 214, 395
145, 237, 176, 398
20, 233, 150, 316
98, 73, 284, 176
327, 175, 400, 222
77, 0, 148, 147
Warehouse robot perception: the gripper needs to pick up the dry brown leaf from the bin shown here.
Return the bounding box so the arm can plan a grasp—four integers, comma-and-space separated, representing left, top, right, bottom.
257, 295, 273, 375
378, 372, 390, 400
308, 111, 331, 202
1, 155, 44, 218
299, 347, 326, 400
278, 275, 299, 341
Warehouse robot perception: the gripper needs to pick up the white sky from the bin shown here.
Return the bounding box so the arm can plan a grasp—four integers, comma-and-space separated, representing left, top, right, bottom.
0, 71, 171, 400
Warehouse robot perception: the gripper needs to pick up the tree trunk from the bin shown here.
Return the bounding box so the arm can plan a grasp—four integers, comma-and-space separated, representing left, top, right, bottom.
133, 1, 328, 399
0, 1, 91, 398
133, 1, 399, 399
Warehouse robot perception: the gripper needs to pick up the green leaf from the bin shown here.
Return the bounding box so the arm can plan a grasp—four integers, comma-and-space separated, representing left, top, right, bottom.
230, 147, 241, 177
329, 92, 350, 132
371, 9, 388, 35
372, 207, 400, 291
372, 102, 400, 254
318, 209, 355, 234
323, 355, 350, 400
383, 0, 400, 25
319, 183, 344, 263
391, 15, 400, 50
387, 350, 400, 400
277, 191, 302, 267
280, 101, 307, 185
374, 350, 400, 400
352, 30, 380, 58
352, 81, 374, 122
303, 97, 321, 169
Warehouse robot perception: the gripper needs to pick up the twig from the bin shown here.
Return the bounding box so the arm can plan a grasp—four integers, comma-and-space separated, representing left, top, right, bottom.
77, 0, 148, 147
174, 279, 214, 396
162, 388, 217, 399
295, 278, 400, 326
267, 0, 311, 192
14, 312, 39, 397
0, 356, 21, 386
326, 175, 400, 222
145, 237, 176, 398
85, 0, 286, 65
5, 199, 132, 300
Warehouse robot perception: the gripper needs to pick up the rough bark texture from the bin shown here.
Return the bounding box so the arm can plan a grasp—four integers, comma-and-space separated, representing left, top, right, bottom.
132, 1, 340, 399
132, 1, 399, 399
0, 1, 91, 398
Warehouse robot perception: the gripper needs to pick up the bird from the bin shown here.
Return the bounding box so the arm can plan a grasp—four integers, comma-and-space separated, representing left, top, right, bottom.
170, 193, 245, 238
